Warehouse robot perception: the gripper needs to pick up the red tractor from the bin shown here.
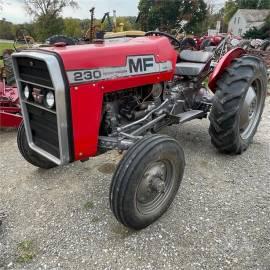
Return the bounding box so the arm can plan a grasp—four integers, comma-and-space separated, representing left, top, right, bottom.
12, 32, 267, 230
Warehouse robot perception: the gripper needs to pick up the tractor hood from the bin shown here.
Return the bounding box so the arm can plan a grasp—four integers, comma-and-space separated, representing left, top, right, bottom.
41, 36, 177, 72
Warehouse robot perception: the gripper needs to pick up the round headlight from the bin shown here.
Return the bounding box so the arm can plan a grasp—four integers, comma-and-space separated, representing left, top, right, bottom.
24, 86, 30, 99
45, 91, 55, 108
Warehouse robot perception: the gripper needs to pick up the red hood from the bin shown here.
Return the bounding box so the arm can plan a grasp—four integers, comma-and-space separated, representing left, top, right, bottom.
40, 36, 177, 71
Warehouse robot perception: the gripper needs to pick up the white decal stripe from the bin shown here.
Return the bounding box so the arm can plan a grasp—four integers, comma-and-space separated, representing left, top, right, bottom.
66, 55, 173, 85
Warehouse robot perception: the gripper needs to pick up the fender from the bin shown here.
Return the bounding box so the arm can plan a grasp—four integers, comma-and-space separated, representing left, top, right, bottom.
208, 47, 246, 92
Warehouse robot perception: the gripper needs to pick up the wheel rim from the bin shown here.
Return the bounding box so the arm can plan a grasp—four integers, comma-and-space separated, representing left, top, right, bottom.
136, 160, 174, 215
239, 80, 264, 140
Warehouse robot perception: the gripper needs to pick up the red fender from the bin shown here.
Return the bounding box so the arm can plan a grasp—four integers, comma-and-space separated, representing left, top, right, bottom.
208, 47, 246, 92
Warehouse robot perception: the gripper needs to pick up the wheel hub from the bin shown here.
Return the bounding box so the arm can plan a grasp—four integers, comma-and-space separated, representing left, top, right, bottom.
150, 177, 166, 193
239, 85, 258, 139
136, 161, 168, 206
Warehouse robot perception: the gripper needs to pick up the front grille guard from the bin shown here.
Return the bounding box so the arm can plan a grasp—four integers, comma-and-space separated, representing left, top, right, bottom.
12, 51, 70, 165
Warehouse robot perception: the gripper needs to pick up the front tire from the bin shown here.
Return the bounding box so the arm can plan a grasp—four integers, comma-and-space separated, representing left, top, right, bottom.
209, 56, 267, 154
110, 134, 185, 230
17, 122, 56, 169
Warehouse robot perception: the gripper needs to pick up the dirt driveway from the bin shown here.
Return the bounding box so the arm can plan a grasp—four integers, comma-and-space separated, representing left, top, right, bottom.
0, 98, 269, 270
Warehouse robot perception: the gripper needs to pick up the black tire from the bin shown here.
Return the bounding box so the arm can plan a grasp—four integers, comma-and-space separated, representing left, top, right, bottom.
110, 134, 185, 230
17, 122, 56, 169
200, 39, 214, 50
180, 37, 196, 50
209, 55, 267, 154
45, 35, 76, 46
261, 40, 270, 51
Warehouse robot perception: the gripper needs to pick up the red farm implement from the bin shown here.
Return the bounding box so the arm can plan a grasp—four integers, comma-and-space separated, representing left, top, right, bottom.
0, 49, 22, 128
0, 79, 22, 128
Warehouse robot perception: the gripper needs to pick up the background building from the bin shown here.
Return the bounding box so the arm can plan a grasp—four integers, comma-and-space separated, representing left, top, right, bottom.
228, 9, 270, 36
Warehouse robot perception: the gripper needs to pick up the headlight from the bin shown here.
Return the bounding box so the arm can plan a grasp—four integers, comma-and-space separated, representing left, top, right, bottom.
45, 91, 55, 108
23, 85, 30, 99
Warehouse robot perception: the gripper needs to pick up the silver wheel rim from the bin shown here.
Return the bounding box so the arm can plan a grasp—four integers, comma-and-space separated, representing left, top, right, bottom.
240, 81, 263, 140
136, 160, 174, 215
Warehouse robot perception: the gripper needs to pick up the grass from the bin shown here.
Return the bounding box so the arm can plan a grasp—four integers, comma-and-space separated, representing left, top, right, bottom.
16, 240, 36, 264
0, 42, 14, 67
84, 201, 94, 210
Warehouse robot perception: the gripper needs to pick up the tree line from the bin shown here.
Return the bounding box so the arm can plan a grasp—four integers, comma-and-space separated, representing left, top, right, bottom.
0, 0, 269, 42
0, 15, 138, 41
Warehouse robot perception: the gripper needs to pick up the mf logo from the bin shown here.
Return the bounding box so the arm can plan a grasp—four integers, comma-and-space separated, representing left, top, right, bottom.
128, 56, 155, 74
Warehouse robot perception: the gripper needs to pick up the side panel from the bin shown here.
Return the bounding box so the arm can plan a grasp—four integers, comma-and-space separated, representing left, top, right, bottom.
62, 38, 177, 160
70, 84, 103, 161
70, 71, 173, 161
208, 47, 246, 92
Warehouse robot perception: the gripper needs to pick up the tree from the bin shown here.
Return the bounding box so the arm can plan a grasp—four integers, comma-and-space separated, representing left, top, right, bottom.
24, 0, 78, 18
34, 14, 64, 41
237, 0, 270, 9
63, 17, 81, 37
224, 0, 238, 24
138, 0, 208, 34
24, 0, 78, 41
178, 0, 208, 34
0, 19, 14, 40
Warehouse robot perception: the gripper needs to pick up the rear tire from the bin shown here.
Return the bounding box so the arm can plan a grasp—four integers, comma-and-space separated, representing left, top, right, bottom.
17, 122, 56, 169
110, 134, 185, 230
45, 35, 76, 46
209, 56, 267, 154
180, 37, 196, 50
261, 40, 270, 51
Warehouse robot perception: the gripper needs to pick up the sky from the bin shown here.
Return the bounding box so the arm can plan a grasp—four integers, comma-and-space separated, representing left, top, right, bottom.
0, 0, 225, 24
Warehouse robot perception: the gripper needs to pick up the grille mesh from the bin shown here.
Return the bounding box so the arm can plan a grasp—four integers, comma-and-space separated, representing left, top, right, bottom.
17, 57, 53, 87
26, 104, 60, 158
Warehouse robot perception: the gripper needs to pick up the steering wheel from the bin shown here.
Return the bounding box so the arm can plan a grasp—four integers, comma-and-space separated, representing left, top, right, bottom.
145, 31, 181, 49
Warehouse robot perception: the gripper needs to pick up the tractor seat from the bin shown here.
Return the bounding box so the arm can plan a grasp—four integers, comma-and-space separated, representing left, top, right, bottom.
175, 50, 213, 76
180, 50, 213, 63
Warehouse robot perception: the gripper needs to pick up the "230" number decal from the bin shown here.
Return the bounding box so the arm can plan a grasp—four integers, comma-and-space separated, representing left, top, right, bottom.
73, 70, 102, 82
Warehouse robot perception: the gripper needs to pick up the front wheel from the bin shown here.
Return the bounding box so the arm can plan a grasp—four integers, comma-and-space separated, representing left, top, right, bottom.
110, 134, 185, 230
209, 55, 267, 154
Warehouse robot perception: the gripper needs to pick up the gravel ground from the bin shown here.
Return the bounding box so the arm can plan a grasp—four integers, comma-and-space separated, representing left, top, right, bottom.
0, 98, 269, 270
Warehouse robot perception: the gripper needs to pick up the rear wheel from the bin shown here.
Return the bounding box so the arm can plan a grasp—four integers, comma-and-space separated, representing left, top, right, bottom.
261, 40, 270, 51
180, 37, 196, 50
110, 134, 185, 230
17, 122, 56, 169
209, 56, 267, 154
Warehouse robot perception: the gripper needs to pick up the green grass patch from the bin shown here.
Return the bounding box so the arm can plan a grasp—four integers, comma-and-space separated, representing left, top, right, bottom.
84, 201, 94, 210
16, 240, 36, 264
